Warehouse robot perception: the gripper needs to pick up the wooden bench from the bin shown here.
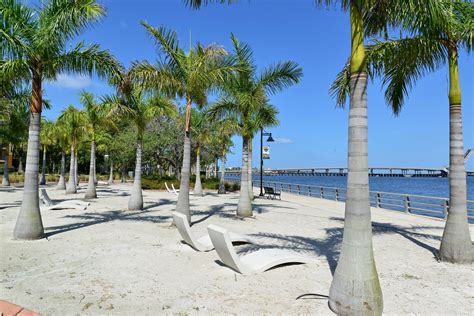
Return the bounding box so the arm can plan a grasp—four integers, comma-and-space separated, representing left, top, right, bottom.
263, 186, 281, 200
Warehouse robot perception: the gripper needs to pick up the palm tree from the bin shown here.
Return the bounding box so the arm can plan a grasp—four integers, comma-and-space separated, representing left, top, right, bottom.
106, 78, 176, 211
213, 118, 238, 194
58, 106, 85, 195
185, 0, 448, 313
52, 120, 69, 190
130, 23, 236, 223
351, 1, 472, 264
190, 109, 213, 196
1, 0, 121, 240
39, 119, 54, 185
210, 34, 301, 217
80, 91, 113, 199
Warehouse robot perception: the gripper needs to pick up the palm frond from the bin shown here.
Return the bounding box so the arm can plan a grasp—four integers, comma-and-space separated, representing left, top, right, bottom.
257, 61, 303, 95
329, 61, 351, 108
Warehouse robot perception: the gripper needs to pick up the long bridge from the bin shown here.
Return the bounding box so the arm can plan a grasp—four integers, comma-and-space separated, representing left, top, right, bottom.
226, 167, 474, 178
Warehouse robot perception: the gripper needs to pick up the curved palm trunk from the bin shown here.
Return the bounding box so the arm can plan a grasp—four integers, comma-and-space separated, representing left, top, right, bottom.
218, 156, 226, 194
108, 159, 114, 185
248, 140, 253, 200
193, 144, 204, 196
2, 149, 10, 187
13, 93, 44, 240
39, 145, 47, 185
175, 97, 193, 223
329, 4, 383, 314
237, 136, 252, 217
85, 140, 97, 199
66, 140, 77, 194
129, 140, 143, 210
57, 151, 66, 190
439, 47, 473, 264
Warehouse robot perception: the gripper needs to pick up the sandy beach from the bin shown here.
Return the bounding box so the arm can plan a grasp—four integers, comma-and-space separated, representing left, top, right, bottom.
1, 183, 473, 315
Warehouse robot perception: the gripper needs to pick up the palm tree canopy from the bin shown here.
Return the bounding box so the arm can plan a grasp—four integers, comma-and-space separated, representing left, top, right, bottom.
0, 0, 122, 92
57, 105, 86, 141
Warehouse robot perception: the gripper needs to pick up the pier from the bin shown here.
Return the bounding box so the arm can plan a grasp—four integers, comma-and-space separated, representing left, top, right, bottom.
226, 167, 474, 177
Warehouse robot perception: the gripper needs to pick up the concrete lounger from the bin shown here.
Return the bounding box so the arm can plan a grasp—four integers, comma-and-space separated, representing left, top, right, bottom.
207, 224, 311, 275
41, 188, 89, 210
165, 182, 178, 196
171, 183, 180, 195
172, 212, 255, 252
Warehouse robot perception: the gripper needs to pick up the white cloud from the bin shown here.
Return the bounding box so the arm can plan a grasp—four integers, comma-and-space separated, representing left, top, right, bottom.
274, 137, 293, 144
49, 74, 93, 89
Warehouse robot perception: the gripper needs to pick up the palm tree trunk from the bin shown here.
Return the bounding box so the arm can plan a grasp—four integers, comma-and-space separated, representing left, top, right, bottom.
237, 136, 252, 217
193, 144, 204, 196
93, 155, 97, 185
2, 148, 10, 187
18, 159, 23, 174
129, 140, 143, 210
248, 139, 253, 200
13, 75, 44, 240
218, 155, 226, 194
329, 3, 383, 314
75, 152, 79, 186
39, 145, 46, 185
57, 151, 66, 190
108, 159, 114, 185
439, 46, 473, 264
175, 97, 193, 223
66, 140, 77, 194
85, 140, 97, 199
121, 166, 126, 183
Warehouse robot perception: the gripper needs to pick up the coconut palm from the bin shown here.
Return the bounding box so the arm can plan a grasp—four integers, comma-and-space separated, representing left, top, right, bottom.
105, 80, 176, 211
57, 105, 85, 195
348, 1, 472, 264
80, 91, 114, 199
210, 34, 301, 217
1, 0, 121, 240
130, 23, 237, 222
39, 119, 54, 185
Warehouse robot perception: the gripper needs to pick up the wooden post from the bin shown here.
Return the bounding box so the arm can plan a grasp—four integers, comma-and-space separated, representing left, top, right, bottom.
297, 184, 300, 195
335, 189, 339, 201
376, 193, 381, 208
404, 196, 411, 213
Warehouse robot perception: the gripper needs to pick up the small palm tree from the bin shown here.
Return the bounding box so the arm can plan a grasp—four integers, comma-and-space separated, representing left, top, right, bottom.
210, 34, 301, 217
57, 105, 85, 195
212, 118, 238, 194
51, 120, 69, 190
130, 23, 236, 222
1, 0, 121, 240
80, 91, 114, 199
106, 77, 176, 211
39, 119, 54, 185
190, 109, 213, 196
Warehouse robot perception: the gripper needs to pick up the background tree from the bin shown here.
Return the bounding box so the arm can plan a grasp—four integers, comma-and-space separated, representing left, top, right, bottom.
130, 23, 236, 223
52, 120, 69, 190
190, 109, 212, 196
1, 0, 121, 240
39, 118, 54, 185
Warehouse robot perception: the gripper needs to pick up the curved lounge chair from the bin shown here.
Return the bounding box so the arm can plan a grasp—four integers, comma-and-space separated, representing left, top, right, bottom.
165, 182, 178, 196
40, 188, 89, 210
171, 183, 180, 195
207, 225, 311, 275
172, 212, 255, 252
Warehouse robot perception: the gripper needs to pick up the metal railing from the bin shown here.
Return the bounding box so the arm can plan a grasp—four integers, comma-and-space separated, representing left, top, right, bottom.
226, 177, 474, 222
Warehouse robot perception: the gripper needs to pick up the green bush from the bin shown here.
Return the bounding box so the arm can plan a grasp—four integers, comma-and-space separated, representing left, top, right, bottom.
140, 174, 239, 192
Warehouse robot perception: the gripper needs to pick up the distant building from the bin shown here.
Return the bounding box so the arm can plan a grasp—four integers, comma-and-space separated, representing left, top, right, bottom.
0, 143, 13, 168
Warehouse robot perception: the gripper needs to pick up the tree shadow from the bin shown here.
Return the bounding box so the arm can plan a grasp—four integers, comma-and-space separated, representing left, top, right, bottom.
143, 199, 174, 210
44, 207, 172, 238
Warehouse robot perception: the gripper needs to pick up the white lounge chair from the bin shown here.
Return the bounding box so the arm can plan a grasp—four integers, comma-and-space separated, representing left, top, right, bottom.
207, 225, 311, 275
172, 212, 255, 252
165, 182, 178, 196
40, 188, 89, 210
171, 183, 180, 195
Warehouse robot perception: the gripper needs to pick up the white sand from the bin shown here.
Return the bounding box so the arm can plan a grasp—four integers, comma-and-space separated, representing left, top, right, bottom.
0, 183, 473, 315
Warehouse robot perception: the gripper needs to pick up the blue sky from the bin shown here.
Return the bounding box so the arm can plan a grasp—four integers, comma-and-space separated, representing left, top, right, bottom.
40, 0, 474, 170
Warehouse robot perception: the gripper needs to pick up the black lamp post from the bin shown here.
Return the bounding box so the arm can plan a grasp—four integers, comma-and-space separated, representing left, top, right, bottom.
259, 127, 274, 196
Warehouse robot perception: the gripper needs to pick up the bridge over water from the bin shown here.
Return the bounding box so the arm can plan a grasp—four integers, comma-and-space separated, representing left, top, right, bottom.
226, 167, 474, 177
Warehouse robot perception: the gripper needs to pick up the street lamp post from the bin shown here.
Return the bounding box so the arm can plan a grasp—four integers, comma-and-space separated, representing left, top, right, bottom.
259, 127, 274, 196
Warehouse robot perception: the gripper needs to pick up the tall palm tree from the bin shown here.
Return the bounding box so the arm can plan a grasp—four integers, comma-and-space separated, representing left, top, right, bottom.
80, 91, 113, 199
130, 23, 236, 223
39, 119, 54, 185
352, 1, 472, 264
1, 0, 121, 240
213, 118, 238, 194
52, 120, 69, 190
185, 0, 447, 314
210, 34, 301, 217
190, 109, 213, 196
106, 79, 176, 211
58, 105, 85, 195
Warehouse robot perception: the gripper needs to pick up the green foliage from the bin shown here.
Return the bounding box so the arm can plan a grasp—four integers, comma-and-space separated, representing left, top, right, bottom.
141, 174, 239, 192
